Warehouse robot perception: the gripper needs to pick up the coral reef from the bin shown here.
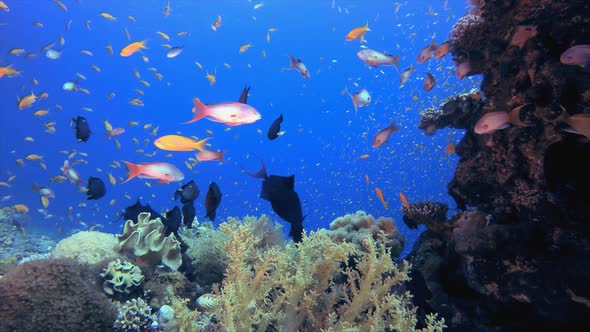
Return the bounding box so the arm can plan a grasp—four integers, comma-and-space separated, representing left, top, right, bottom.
143, 270, 196, 310
408, 1, 590, 330
179, 215, 284, 290
0, 258, 115, 332
100, 259, 144, 298
190, 218, 445, 331
52, 230, 121, 265
321, 210, 406, 257
113, 297, 157, 332
418, 90, 485, 136
402, 202, 449, 234
117, 212, 182, 271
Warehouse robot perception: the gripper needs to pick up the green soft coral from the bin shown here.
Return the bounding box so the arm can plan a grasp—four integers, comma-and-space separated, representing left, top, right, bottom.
100, 259, 144, 296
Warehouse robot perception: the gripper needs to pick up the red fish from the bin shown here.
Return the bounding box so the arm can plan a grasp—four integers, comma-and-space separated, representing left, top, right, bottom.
121, 161, 184, 184
372, 121, 399, 148
474, 104, 530, 134
417, 40, 436, 64
423, 73, 435, 91
184, 98, 261, 126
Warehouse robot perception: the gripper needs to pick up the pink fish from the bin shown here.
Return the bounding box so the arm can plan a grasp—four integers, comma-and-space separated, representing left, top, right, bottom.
196, 149, 225, 162
106, 127, 125, 139
184, 98, 261, 126
456, 61, 471, 79
560, 44, 590, 66
433, 41, 450, 58
347, 88, 371, 112
417, 40, 436, 64
357, 49, 399, 70
121, 161, 184, 184
283, 55, 310, 78
423, 73, 435, 91
474, 104, 530, 134
400, 65, 415, 88
372, 121, 399, 148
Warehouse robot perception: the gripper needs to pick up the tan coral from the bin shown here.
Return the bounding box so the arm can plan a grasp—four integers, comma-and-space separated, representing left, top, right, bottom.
100, 259, 144, 297
117, 212, 182, 271
52, 231, 121, 265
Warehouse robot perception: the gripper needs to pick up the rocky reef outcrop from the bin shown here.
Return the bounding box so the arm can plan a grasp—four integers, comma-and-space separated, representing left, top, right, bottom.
408, 0, 590, 330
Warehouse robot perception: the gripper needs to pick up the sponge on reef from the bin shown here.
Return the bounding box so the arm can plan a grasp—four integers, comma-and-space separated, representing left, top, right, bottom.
326, 210, 405, 257
117, 212, 182, 271
100, 259, 144, 297
52, 231, 121, 265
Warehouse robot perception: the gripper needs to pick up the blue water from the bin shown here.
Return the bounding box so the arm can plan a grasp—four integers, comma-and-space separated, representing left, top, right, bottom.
0, 0, 479, 255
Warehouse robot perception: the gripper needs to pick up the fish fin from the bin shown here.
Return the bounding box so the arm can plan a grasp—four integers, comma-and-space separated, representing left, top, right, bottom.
244, 156, 267, 179
508, 103, 531, 127
121, 161, 141, 183
193, 137, 211, 152
238, 85, 250, 104
183, 98, 209, 124
351, 94, 359, 112
391, 55, 400, 72
288, 54, 297, 68
389, 121, 399, 132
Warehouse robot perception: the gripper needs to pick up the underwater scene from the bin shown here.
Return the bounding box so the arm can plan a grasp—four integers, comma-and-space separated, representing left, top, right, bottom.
1, 0, 589, 331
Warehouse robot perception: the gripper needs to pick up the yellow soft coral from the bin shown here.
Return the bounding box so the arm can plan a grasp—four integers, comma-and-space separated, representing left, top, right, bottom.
205, 217, 445, 332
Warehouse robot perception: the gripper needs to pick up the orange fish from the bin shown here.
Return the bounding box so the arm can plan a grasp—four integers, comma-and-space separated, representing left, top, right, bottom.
364, 174, 370, 185
121, 161, 184, 184
399, 192, 410, 208
375, 187, 389, 209
211, 15, 222, 31
358, 154, 369, 159
372, 121, 399, 148
444, 142, 455, 154
0, 65, 21, 78
120, 40, 147, 57
154, 135, 210, 152
345, 23, 370, 42
18, 92, 38, 110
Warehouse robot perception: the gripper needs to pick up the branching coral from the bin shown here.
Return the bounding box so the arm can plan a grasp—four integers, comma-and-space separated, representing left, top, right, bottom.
324, 210, 405, 258
117, 212, 182, 271
200, 218, 445, 332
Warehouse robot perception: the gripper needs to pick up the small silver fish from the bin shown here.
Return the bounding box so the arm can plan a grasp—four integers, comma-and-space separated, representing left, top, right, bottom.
166, 46, 184, 58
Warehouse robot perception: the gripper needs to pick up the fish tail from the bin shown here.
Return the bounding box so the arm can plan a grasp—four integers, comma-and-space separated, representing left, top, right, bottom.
243, 156, 267, 179
350, 94, 359, 112
389, 120, 399, 132
41, 196, 49, 208
140, 40, 148, 49
121, 161, 141, 183
288, 54, 297, 68
193, 137, 211, 152
32, 183, 40, 192
183, 98, 209, 124
391, 55, 400, 72
508, 103, 531, 127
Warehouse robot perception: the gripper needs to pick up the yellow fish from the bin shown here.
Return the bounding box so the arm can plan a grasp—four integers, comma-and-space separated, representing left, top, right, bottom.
99, 12, 117, 20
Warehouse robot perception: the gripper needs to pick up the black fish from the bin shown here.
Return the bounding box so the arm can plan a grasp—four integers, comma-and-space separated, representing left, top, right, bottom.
72, 116, 91, 142
174, 180, 200, 205
238, 85, 251, 104
267, 114, 283, 140
182, 203, 196, 228
205, 182, 222, 221
164, 206, 182, 236
245, 158, 305, 242
121, 199, 163, 222
86, 177, 106, 200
